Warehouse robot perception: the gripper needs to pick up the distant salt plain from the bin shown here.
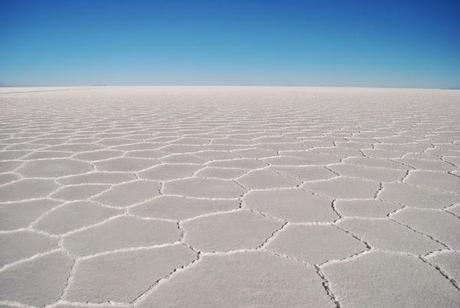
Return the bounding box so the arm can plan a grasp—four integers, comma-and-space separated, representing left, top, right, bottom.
0, 86, 459, 307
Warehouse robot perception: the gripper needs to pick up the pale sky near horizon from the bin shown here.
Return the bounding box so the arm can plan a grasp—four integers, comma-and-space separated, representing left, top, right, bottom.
1, 0, 460, 88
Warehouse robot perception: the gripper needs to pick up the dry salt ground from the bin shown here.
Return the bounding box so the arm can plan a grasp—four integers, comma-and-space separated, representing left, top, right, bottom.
0, 86, 459, 307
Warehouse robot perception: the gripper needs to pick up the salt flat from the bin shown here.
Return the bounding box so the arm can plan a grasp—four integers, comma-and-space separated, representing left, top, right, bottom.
0, 86, 459, 307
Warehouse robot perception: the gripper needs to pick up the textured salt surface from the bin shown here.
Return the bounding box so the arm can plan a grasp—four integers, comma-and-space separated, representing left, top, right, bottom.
0, 86, 459, 307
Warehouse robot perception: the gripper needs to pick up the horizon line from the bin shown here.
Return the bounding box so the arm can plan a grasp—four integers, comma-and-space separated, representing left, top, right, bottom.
1, 84, 459, 91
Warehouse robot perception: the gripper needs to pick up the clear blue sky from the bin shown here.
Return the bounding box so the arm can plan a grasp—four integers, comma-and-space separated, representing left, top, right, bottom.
1, 0, 459, 88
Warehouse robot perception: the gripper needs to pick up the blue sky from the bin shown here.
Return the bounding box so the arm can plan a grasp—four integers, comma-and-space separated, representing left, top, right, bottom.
1, 0, 459, 88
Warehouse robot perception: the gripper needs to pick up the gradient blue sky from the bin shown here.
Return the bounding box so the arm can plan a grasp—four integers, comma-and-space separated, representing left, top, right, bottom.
1, 0, 459, 88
